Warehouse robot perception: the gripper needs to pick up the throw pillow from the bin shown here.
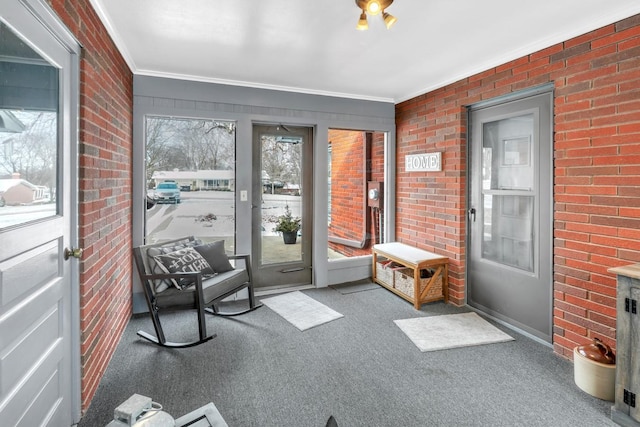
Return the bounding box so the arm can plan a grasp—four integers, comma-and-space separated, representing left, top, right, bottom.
153, 247, 214, 289
147, 244, 186, 293
146, 239, 203, 292
193, 240, 234, 273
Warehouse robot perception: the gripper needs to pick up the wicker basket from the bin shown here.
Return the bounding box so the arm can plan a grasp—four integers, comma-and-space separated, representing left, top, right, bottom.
394, 267, 443, 300
375, 261, 394, 287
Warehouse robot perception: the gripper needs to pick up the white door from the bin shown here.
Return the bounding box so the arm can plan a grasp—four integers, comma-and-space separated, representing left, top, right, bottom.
0, 2, 80, 425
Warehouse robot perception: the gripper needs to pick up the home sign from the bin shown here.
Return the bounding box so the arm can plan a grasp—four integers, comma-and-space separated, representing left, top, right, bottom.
405, 152, 442, 172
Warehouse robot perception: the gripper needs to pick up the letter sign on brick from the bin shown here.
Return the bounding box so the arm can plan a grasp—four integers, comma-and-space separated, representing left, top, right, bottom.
405, 152, 442, 172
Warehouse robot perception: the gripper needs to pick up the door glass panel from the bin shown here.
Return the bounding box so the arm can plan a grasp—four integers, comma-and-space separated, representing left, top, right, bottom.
482, 194, 534, 271
0, 22, 58, 229
481, 114, 534, 272
260, 133, 303, 264
144, 116, 236, 249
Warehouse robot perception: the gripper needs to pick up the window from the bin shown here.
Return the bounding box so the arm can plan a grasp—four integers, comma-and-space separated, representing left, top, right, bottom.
144, 116, 237, 250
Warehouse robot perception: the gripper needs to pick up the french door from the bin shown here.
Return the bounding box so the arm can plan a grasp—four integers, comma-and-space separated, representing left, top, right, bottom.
467, 90, 553, 343
252, 124, 313, 288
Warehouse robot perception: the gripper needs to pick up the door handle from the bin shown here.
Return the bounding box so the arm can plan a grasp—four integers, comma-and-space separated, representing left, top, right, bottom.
64, 247, 83, 260
280, 267, 304, 273
468, 208, 476, 222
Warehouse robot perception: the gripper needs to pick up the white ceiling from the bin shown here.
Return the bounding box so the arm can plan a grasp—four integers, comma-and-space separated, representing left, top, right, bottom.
90, 0, 640, 103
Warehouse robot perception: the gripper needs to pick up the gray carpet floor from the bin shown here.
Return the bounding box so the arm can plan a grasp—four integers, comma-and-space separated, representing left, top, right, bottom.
78, 285, 615, 427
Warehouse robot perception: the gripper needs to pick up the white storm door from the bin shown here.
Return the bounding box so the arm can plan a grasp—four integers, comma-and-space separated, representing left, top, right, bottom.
0, 1, 79, 426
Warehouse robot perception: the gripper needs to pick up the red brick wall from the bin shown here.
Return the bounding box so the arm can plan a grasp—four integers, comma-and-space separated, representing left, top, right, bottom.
49, 0, 133, 412
328, 130, 385, 257
396, 14, 640, 358
395, 100, 468, 304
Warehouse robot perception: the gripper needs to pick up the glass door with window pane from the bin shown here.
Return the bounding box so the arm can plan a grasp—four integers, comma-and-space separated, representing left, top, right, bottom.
252, 124, 312, 288
468, 91, 553, 343
0, 9, 78, 424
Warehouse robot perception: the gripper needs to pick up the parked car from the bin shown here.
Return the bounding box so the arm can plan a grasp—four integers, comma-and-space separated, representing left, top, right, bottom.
154, 181, 181, 204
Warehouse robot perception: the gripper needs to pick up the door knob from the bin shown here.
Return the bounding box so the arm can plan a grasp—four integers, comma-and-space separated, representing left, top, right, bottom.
64, 247, 83, 260
468, 208, 476, 222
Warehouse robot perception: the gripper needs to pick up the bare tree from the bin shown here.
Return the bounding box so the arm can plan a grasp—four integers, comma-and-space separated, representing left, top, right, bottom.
261, 135, 301, 186
0, 111, 56, 188
201, 121, 235, 170
145, 117, 235, 176
145, 117, 180, 183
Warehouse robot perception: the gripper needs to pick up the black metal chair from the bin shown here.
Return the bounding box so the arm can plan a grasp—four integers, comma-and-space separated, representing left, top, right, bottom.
133, 236, 262, 348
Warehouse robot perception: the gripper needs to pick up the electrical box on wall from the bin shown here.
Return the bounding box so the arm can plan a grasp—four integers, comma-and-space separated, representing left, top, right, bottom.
367, 181, 383, 209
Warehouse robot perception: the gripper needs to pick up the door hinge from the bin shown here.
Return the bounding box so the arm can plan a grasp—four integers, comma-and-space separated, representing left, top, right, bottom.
625, 298, 637, 314
624, 389, 636, 408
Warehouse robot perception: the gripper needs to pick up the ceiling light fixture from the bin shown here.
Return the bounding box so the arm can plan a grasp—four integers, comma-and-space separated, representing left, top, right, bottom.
382, 11, 397, 29
356, 11, 369, 31
355, 0, 396, 31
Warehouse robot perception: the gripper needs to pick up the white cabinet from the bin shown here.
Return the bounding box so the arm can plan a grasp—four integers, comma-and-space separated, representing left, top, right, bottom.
610, 264, 640, 427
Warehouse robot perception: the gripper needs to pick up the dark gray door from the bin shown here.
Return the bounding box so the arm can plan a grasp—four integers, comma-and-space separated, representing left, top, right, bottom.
468, 90, 553, 343
252, 124, 313, 288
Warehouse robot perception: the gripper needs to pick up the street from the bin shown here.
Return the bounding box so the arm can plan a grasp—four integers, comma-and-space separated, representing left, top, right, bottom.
146, 190, 302, 245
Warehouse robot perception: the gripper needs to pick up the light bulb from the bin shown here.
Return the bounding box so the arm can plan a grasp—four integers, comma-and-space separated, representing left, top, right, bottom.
367, 1, 382, 16
383, 12, 397, 29
356, 12, 368, 31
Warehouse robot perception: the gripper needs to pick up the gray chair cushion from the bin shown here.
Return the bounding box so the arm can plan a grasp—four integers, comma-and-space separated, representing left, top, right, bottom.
155, 268, 250, 309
